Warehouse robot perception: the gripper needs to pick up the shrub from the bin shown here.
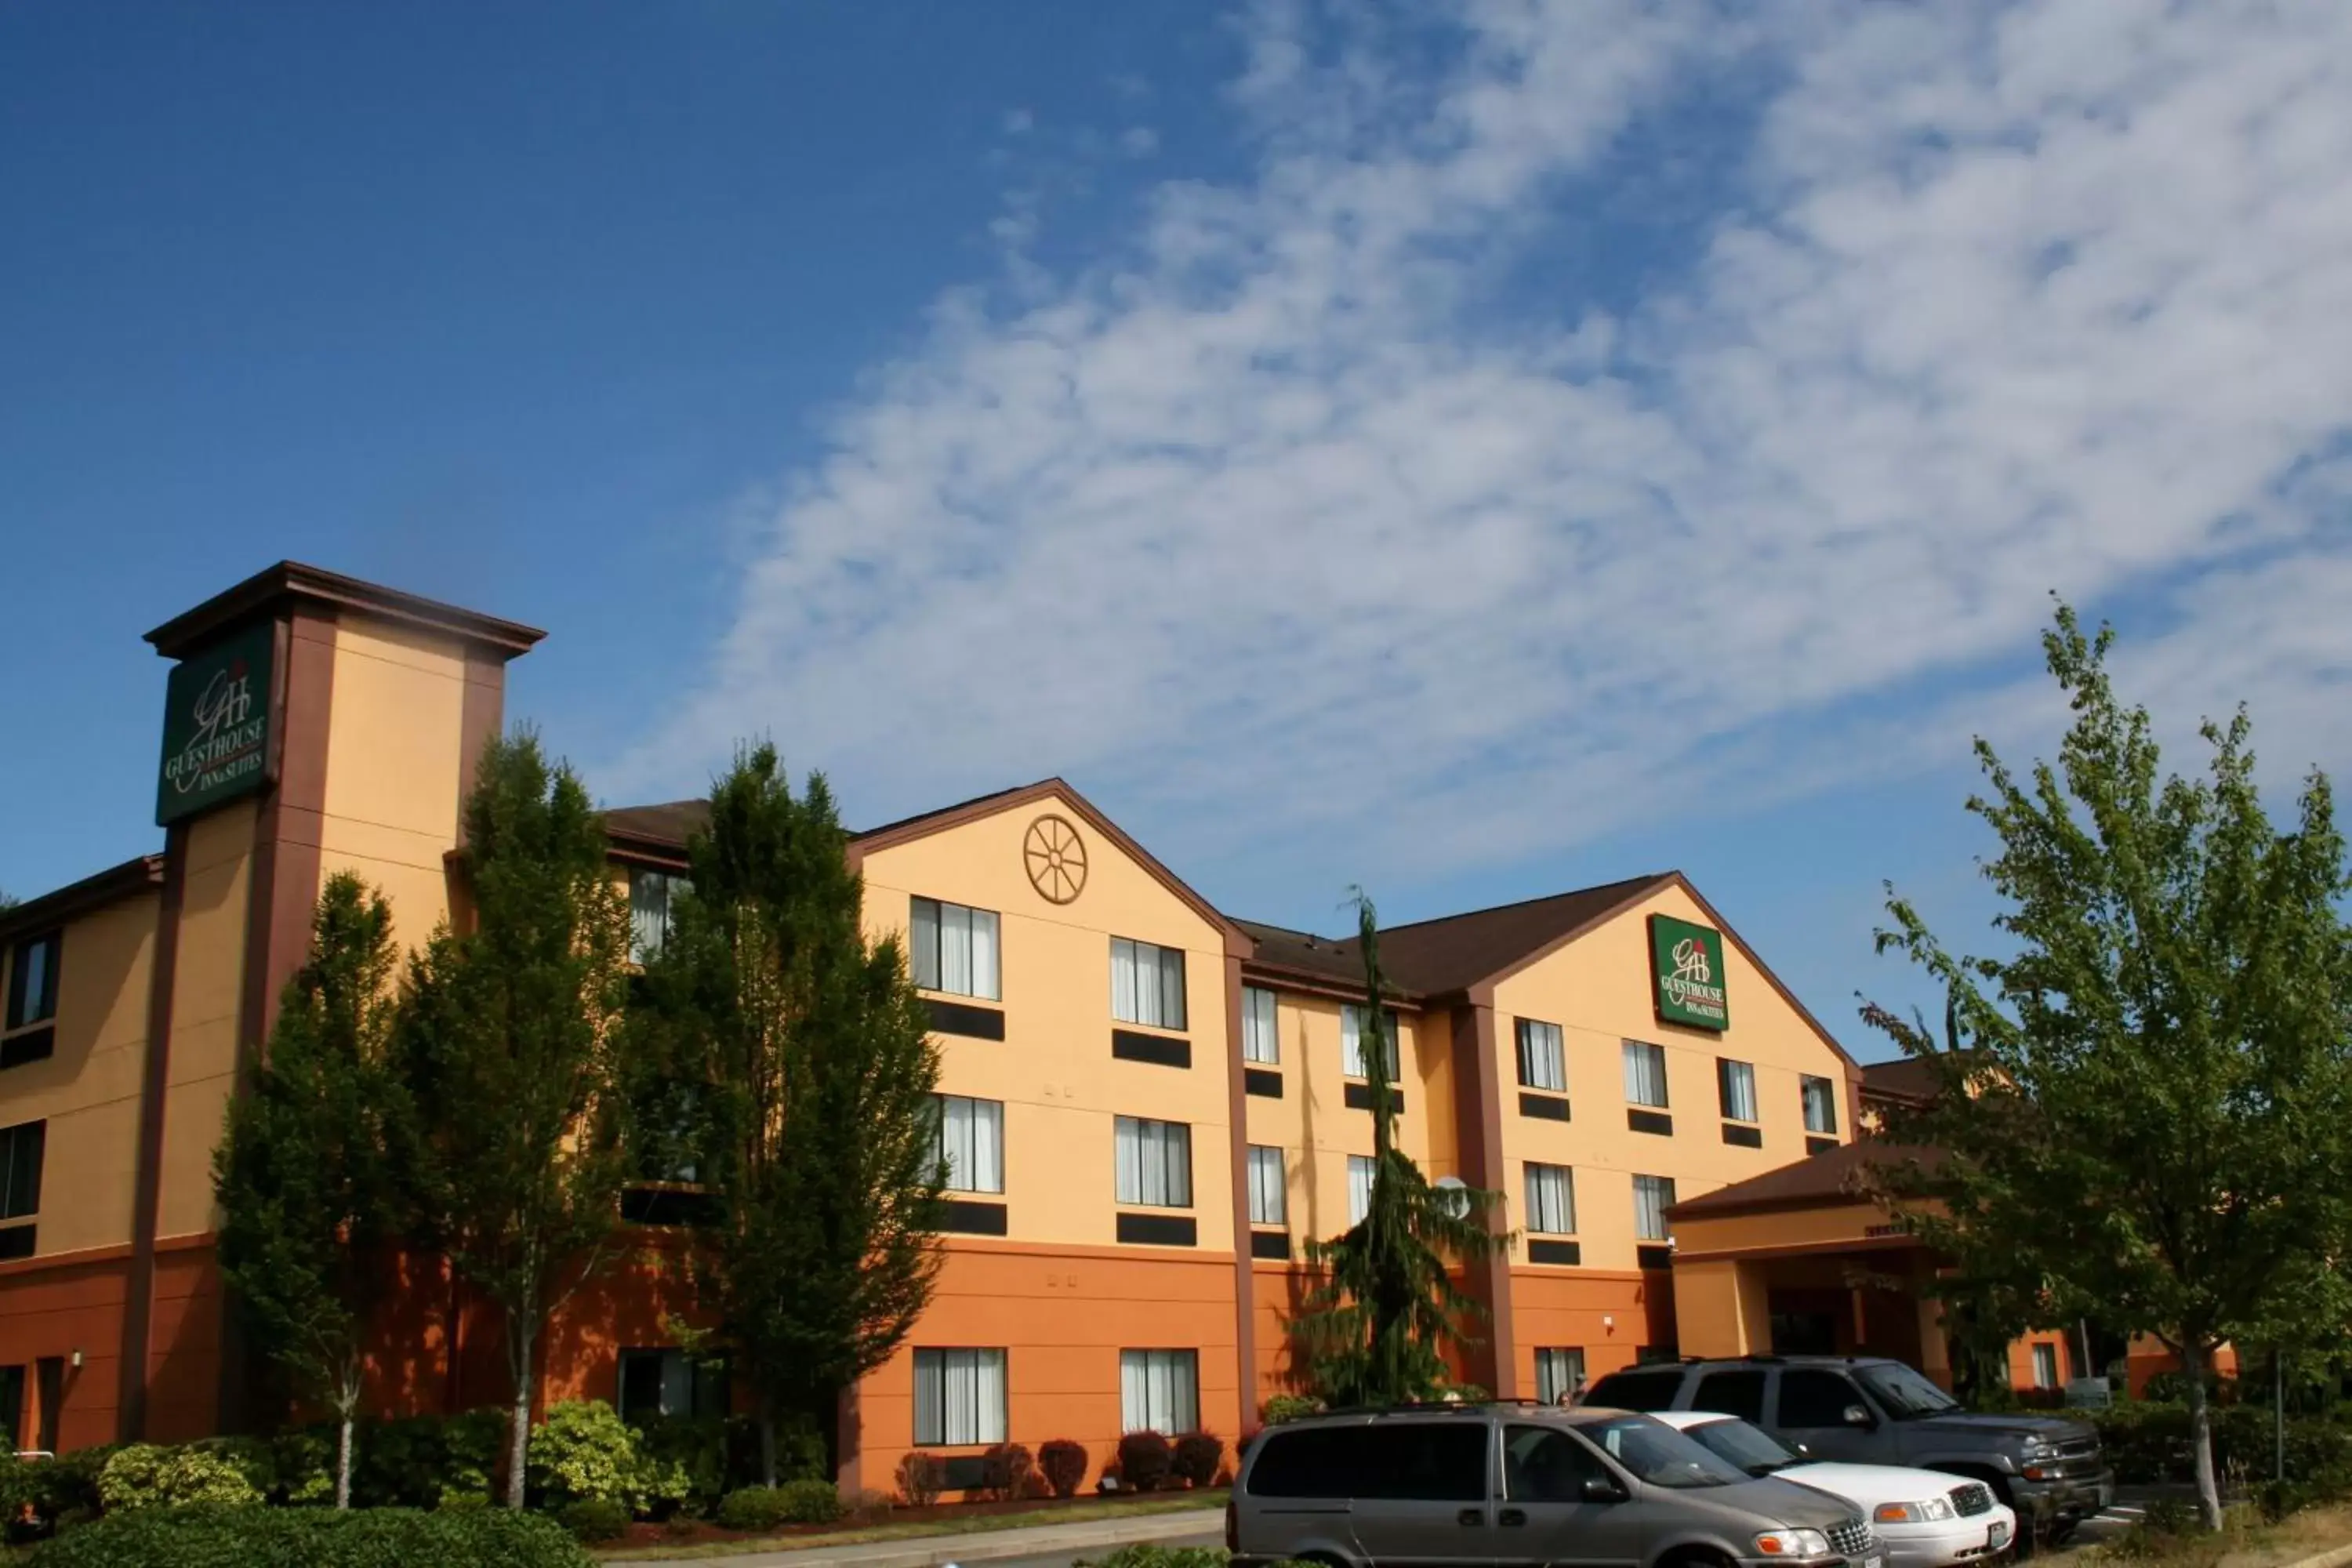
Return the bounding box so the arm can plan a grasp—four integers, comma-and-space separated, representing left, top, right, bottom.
981, 1441, 1035, 1501
1261, 1394, 1320, 1425
779, 1477, 846, 1523
1075, 1548, 1229, 1568
352, 1409, 506, 1508
1116, 1430, 1174, 1493
559, 1497, 631, 1543
896, 1450, 945, 1508
2092, 1404, 2352, 1486
528, 1399, 689, 1515
23, 1445, 115, 1530
29, 1504, 594, 1566
718, 1485, 787, 1531
845, 1486, 894, 1522
96, 1443, 263, 1512
632, 1413, 730, 1512
1040, 1439, 1088, 1499
1171, 1432, 1224, 1489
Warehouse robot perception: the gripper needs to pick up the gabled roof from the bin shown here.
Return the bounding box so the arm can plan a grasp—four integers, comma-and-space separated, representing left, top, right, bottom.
1861, 1055, 1947, 1107
1668, 1141, 1942, 1221
0, 855, 166, 945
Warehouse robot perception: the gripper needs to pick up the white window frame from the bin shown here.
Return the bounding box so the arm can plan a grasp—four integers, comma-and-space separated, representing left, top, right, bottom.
1111, 938, 1187, 1030
1802, 1074, 1840, 1135
1341, 1005, 1401, 1081
1622, 1040, 1669, 1109
1633, 1174, 1677, 1241
1114, 1116, 1192, 1208
1347, 1153, 1377, 1225
2031, 1342, 2060, 1390
913, 1348, 1007, 1446
912, 897, 1001, 1001
1523, 1162, 1576, 1235
1242, 986, 1279, 1065
1719, 1058, 1759, 1123
1247, 1145, 1286, 1227
1120, 1348, 1200, 1435
1516, 1018, 1565, 1092
628, 869, 691, 964
932, 1094, 1004, 1195
1535, 1346, 1586, 1405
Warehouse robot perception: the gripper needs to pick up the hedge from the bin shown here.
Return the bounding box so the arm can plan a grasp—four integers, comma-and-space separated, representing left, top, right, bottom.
29, 1504, 594, 1566
2089, 1403, 2352, 1485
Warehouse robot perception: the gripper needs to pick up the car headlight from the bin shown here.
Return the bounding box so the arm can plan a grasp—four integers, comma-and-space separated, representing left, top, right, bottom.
1755, 1529, 1833, 1557
1875, 1498, 1957, 1524
2019, 1437, 2056, 1460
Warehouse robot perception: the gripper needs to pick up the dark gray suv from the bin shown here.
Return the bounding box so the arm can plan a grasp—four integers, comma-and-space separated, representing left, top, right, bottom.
1582, 1357, 2112, 1548
1229, 1403, 1875, 1568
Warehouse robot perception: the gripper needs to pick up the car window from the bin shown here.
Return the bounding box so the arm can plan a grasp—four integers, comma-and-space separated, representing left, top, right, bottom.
1684, 1417, 1800, 1476
1856, 1363, 1961, 1419
1504, 1425, 1610, 1502
1359, 1422, 1490, 1502
1693, 1369, 1767, 1423
1581, 1368, 1685, 1412
1581, 1415, 1748, 1488
1248, 1427, 1354, 1497
1778, 1370, 1864, 1428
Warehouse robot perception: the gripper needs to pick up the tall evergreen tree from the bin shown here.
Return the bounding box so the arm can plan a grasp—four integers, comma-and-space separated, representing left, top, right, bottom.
1296, 892, 1505, 1406
631, 744, 942, 1483
212, 873, 405, 1508
1869, 604, 2352, 1531
394, 733, 632, 1508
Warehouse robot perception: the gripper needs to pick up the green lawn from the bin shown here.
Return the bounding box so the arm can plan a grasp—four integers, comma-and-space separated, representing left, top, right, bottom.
602, 1490, 1229, 1563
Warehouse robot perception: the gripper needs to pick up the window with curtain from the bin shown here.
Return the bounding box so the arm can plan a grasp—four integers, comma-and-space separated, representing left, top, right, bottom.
932, 1095, 1004, 1194
1111, 938, 1187, 1030
1347, 1154, 1377, 1225
1718, 1059, 1758, 1122
1120, 1349, 1199, 1434
1621, 1040, 1669, 1108
913, 1348, 1007, 1446
1114, 1116, 1192, 1208
1633, 1174, 1677, 1241
1535, 1347, 1586, 1405
1247, 1145, 1286, 1226
1242, 986, 1279, 1064
912, 898, 1001, 1000
1802, 1075, 1840, 1134
1341, 1005, 1401, 1080
2031, 1343, 2060, 1390
628, 869, 691, 964
1523, 1163, 1576, 1235
1516, 1018, 1565, 1091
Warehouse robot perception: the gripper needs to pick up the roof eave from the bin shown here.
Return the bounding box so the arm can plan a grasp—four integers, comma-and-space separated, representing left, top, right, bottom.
145, 561, 546, 660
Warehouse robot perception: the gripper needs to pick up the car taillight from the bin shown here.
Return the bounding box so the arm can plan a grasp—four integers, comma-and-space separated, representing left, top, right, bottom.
1225, 1494, 1238, 1551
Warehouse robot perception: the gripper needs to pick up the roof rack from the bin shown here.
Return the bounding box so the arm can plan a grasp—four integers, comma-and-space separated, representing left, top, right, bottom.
1310, 1399, 1560, 1419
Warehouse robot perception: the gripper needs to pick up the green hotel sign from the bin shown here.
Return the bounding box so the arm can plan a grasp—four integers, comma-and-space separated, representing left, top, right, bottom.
1649, 914, 1729, 1031
156, 621, 276, 826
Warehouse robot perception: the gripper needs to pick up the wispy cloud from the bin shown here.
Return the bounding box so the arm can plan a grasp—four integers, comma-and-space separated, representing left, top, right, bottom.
616, 0, 2352, 886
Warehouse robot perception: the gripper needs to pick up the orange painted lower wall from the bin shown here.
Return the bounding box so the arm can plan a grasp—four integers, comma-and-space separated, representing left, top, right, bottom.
848, 1241, 1242, 1498
0, 1246, 134, 1452
1508, 1269, 1671, 1391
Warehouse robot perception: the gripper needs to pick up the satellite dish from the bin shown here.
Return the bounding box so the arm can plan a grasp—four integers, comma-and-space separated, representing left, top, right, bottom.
1434, 1175, 1471, 1218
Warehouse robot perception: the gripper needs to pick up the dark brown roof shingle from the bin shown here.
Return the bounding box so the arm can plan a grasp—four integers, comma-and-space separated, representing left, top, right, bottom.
1668, 1141, 1941, 1219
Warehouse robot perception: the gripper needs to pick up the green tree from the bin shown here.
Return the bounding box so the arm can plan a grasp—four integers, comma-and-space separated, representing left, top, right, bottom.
212, 873, 406, 1508
394, 733, 632, 1508
1868, 604, 2352, 1530
1294, 892, 1505, 1406
630, 744, 943, 1483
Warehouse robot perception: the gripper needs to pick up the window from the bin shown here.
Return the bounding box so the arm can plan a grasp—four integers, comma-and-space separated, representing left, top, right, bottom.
1523, 1163, 1576, 1235
1120, 1348, 1199, 1434
1534, 1347, 1585, 1405
616, 1348, 727, 1422
1347, 1154, 1376, 1225
2, 932, 60, 1069
0, 1365, 20, 1454
1693, 1368, 1768, 1424
0, 1121, 42, 1223
1341, 1006, 1400, 1080
1632, 1174, 1675, 1241
2031, 1343, 2060, 1390
1717, 1058, 1757, 1122
1250, 1424, 1486, 1501
1516, 1018, 1565, 1092
1242, 986, 1279, 1064
1779, 1368, 1864, 1428
1246, 1145, 1286, 1226
1504, 1424, 1613, 1501
932, 1095, 1004, 1194
1114, 1116, 1191, 1208
913, 1348, 1007, 1446
1111, 938, 1186, 1030
913, 898, 1001, 1001
1622, 1040, 1668, 1108
1802, 1075, 1840, 1135
627, 870, 689, 964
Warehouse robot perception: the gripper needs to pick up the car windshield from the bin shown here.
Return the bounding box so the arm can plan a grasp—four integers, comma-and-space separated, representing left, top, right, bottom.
1857, 1363, 1962, 1419
1584, 1416, 1751, 1489
1685, 1417, 1802, 1476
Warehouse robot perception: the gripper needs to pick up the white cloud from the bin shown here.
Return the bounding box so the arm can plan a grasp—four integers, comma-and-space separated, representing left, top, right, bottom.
1120, 126, 1160, 158
615, 0, 2352, 888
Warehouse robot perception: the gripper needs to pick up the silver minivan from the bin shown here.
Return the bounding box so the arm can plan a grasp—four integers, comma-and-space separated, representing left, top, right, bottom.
1229, 1403, 1880, 1568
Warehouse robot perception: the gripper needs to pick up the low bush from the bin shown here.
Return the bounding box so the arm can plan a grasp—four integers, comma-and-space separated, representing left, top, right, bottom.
528, 1399, 690, 1515
2092, 1404, 2352, 1486
558, 1497, 632, 1543
27, 1504, 593, 1566
1040, 1439, 1089, 1499
1116, 1430, 1174, 1493
350, 1408, 505, 1508
716, 1483, 829, 1532
1171, 1432, 1224, 1489
96, 1443, 262, 1512
778, 1477, 845, 1523
1260, 1394, 1320, 1425
1074, 1547, 1229, 1568
24, 1443, 118, 1530
982, 1441, 1036, 1501
896, 1450, 945, 1508
845, 1486, 894, 1523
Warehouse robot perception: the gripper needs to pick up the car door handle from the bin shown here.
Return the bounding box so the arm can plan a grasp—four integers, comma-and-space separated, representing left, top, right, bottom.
1459, 1509, 1486, 1527
1498, 1508, 1527, 1527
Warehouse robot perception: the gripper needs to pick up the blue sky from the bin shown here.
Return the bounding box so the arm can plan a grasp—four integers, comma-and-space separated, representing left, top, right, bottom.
8, 2, 2351, 1060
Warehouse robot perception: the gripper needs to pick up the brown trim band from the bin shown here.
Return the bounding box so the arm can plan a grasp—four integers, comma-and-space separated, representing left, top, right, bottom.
1450, 1001, 1517, 1397
119, 821, 188, 1442
1671, 1233, 1919, 1265
0, 856, 165, 948
455, 648, 505, 844
146, 560, 544, 659
1223, 953, 1260, 1436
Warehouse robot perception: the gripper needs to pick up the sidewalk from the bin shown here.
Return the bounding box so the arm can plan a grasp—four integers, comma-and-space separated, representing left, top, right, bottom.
604, 1504, 1225, 1568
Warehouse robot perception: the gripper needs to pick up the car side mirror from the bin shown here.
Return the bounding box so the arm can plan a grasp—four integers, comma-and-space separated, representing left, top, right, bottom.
1581, 1476, 1628, 1504
1842, 1404, 1875, 1428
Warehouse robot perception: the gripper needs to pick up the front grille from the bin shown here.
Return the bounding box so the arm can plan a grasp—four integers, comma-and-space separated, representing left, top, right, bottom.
2060, 1437, 2098, 1461
1828, 1519, 1875, 1559
1951, 1483, 1994, 1517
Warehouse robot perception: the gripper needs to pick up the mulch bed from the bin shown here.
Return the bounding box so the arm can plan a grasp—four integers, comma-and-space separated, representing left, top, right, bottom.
612, 1489, 1223, 1551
